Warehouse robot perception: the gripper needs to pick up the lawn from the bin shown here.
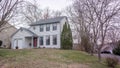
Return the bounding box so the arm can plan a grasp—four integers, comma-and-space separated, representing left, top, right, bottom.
0, 49, 119, 68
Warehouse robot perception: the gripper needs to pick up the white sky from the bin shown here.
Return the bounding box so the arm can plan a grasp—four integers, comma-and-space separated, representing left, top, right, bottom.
27, 0, 73, 11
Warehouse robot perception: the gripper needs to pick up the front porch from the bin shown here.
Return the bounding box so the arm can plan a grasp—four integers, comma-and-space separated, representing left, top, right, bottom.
25, 36, 39, 48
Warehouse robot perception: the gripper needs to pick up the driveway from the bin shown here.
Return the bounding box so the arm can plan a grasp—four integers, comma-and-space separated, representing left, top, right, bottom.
95, 54, 120, 62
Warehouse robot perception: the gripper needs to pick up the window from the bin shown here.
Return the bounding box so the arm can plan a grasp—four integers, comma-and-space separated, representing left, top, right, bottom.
46, 24, 50, 31
33, 26, 36, 30
39, 37, 44, 45
21, 29, 23, 32
46, 35, 50, 45
53, 24, 57, 30
53, 35, 57, 45
40, 25, 44, 32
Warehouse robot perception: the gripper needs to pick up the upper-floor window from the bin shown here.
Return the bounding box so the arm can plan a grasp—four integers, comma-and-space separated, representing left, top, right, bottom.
46, 35, 50, 45
40, 25, 44, 32
53, 24, 57, 30
46, 24, 50, 31
33, 26, 36, 30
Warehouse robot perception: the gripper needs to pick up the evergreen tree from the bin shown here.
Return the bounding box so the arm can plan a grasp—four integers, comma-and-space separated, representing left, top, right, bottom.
113, 40, 120, 56
61, 22, 73, 49
67, 24, 73, 49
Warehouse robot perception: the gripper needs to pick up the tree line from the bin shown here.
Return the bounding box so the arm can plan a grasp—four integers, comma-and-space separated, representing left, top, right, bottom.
67, 0, 120, 62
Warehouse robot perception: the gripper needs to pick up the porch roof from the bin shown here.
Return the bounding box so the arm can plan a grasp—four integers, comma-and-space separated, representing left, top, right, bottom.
22, 28, 37, 36
11, 27, 38, 37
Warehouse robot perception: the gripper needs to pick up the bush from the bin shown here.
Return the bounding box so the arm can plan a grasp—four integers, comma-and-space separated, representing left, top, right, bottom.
61, 22, 73, 49
113, 47, 120, 56
106, 57, 119, 68
80, 35, 91, 53
0, 40, 2, 47
16, 46, 18, 49
113, 40, 120, 55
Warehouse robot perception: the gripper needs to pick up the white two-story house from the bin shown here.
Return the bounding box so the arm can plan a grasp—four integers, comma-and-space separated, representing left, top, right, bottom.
11, 16, 68, 49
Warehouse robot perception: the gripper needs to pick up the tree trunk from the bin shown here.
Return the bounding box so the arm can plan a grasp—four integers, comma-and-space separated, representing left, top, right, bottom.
90, 44, 94, 56
98, 48, 101, 62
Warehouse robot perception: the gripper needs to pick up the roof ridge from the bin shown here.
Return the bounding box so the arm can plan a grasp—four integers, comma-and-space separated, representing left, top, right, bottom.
30, 16, 67, 26
39, 16, 67, 21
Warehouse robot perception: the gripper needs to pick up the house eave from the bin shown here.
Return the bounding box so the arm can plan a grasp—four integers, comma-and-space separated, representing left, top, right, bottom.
30, 22, 60, 26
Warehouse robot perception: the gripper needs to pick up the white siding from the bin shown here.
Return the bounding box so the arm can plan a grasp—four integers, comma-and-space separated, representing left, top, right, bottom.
25, 37, 32, 48
11, 29, 33, 49
17, 39, 23, 49
12, 17, 67, 49
29, 23, 61, 48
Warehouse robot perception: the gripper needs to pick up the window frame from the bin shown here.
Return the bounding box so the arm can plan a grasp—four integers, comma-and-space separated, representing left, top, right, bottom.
33, 26, 36, 30
40, 25, 44, 32
46, 24, 50, 31
46, 35, 50, 45
53, 23, 57, 31
53, 35, 57, 45
39, 36, 44, 46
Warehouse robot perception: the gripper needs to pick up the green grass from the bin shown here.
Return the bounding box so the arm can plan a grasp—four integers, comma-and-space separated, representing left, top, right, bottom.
0, 49, 29, 58
0, 49, 119, 68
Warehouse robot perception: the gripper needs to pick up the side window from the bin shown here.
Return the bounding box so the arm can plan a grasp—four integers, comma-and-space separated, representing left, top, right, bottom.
46, 24, 50, 31
53, 24, 57, 31
40, 25, 44, 32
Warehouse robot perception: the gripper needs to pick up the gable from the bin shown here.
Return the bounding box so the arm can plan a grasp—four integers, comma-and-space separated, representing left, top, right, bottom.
12, 28, 37, 38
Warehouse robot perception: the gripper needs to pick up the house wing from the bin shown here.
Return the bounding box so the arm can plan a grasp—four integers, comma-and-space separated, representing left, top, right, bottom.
11, 27, 37, 37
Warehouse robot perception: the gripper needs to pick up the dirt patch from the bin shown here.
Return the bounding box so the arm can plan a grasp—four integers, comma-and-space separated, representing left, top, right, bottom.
1, 64, 8, 68
4, 60, 89, 68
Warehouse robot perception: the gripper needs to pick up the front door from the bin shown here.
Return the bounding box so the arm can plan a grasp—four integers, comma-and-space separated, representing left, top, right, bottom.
33, 37, 37, 48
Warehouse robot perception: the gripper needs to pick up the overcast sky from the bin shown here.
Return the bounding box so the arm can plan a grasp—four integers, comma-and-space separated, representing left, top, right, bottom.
13, 0, 73, 28
26, 0, 73, 11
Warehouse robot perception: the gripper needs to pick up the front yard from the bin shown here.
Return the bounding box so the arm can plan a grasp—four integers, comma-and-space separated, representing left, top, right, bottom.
0, 49, 119, 68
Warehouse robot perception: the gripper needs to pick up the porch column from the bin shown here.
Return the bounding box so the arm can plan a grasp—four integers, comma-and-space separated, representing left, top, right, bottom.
31, 37, 33, 48
37, 37, 39, 48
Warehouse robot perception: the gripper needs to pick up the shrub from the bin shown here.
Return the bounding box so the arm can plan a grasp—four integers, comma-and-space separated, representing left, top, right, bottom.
113, 40, 120, 55
0, 40, 2, 47
16, 46, 18, 49
113, 47, 120, 56
61, 22, 73, 49
80, 35, 92, 53
106, 57, 119, 68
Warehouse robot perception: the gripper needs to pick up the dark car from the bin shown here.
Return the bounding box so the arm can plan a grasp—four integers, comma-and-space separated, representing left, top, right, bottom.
101, 51, 111, 54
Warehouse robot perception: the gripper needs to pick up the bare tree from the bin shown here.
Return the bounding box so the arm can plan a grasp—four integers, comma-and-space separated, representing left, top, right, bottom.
68, 0, 120, 62
21, 0, 63, 25
88, 0, 120, 62
52, 10, 63, 18
67, 0, 92, 53
0, 0, 23, 32
43, 8, 51, 19
43, 8, 63, 19
20, 0, 42, 24
106, 26, 120, 43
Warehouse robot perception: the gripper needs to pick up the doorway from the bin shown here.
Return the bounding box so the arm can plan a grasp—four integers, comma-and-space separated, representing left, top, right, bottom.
33, 37, 37, 48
